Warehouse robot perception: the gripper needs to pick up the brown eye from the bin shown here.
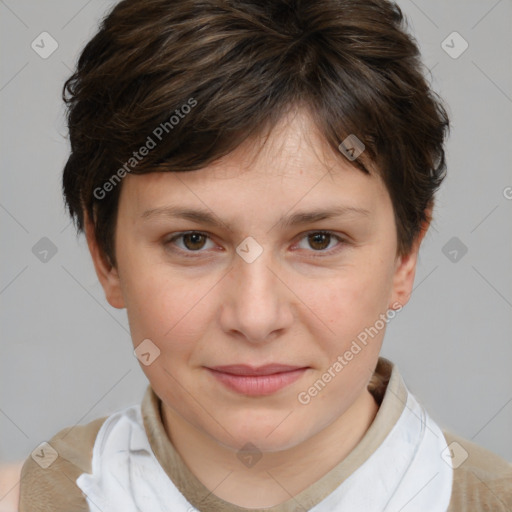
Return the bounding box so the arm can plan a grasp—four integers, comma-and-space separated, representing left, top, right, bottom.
307, 232, 332, 251
181, 233, 208, 251
295, 231, 346, 256
165, 231, 214, 254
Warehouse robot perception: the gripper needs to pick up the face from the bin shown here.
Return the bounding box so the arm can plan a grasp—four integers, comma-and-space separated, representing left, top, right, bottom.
88, 108, 421, 453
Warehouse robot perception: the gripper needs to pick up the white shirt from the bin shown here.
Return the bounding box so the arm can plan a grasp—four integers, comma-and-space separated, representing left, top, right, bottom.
77, 378, 453, 511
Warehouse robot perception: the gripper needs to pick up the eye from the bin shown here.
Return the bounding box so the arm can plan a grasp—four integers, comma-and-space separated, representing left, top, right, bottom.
165, 231, 215, 255
164, 230, 347, 258
294, 231, 346, 255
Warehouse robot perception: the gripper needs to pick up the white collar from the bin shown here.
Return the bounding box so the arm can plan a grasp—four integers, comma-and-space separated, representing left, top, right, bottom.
77, 381, 453, 511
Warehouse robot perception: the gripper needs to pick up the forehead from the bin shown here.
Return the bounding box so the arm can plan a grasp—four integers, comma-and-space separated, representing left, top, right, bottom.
119, 107, 388, 220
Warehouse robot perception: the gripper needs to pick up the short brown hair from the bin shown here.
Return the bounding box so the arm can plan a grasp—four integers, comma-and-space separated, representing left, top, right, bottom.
62, 0, 449, 267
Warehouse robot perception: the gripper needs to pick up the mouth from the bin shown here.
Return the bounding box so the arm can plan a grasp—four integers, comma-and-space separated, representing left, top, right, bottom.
205, 364, 309, 396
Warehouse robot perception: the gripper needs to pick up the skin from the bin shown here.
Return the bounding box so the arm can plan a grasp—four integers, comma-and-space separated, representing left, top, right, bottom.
86, 107, 428, 507
0, 462, 23, 512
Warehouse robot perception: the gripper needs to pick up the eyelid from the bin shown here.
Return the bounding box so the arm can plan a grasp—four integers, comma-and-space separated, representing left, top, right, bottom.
292, 230, 347, 256
165, 231, 216, 255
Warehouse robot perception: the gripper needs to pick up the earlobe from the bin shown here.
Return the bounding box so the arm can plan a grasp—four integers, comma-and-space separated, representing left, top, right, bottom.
84, 214, 125, 309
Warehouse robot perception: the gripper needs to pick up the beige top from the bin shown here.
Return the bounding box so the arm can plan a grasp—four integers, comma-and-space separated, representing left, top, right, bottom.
18, 357, 512, 511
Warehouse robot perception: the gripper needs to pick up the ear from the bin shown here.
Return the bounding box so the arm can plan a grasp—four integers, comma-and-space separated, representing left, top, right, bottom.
84, 213, 125, 309
388, 208, 432, 310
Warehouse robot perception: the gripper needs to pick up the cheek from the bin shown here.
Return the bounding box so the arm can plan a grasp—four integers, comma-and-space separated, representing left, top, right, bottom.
120, 260, 215, 356
297, 261, 394, 342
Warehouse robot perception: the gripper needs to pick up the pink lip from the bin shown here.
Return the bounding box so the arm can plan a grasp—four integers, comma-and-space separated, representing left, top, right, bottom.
206, 364, 308, 396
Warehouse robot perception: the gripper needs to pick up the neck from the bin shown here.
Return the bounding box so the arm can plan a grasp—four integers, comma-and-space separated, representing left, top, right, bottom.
162, 388, 379, 508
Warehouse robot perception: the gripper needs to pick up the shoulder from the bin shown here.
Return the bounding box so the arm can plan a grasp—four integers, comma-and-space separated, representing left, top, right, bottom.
443, 429, 512, 511
18, 415, 108, 512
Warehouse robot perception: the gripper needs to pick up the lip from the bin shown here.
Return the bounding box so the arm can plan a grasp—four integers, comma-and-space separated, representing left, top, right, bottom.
206, 364, 308, 396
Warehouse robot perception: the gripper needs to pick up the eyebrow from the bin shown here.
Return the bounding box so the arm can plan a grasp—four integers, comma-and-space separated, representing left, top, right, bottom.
140, 204, 371, 231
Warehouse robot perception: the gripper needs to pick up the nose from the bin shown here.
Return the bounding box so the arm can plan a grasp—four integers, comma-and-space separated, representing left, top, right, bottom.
219, 246, 294, 344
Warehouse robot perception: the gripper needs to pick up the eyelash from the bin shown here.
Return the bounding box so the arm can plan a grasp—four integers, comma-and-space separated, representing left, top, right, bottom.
164, 230, 348, 258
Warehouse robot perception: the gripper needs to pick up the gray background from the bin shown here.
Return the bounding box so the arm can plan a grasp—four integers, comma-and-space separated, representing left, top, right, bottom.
1, 0, 511, 466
